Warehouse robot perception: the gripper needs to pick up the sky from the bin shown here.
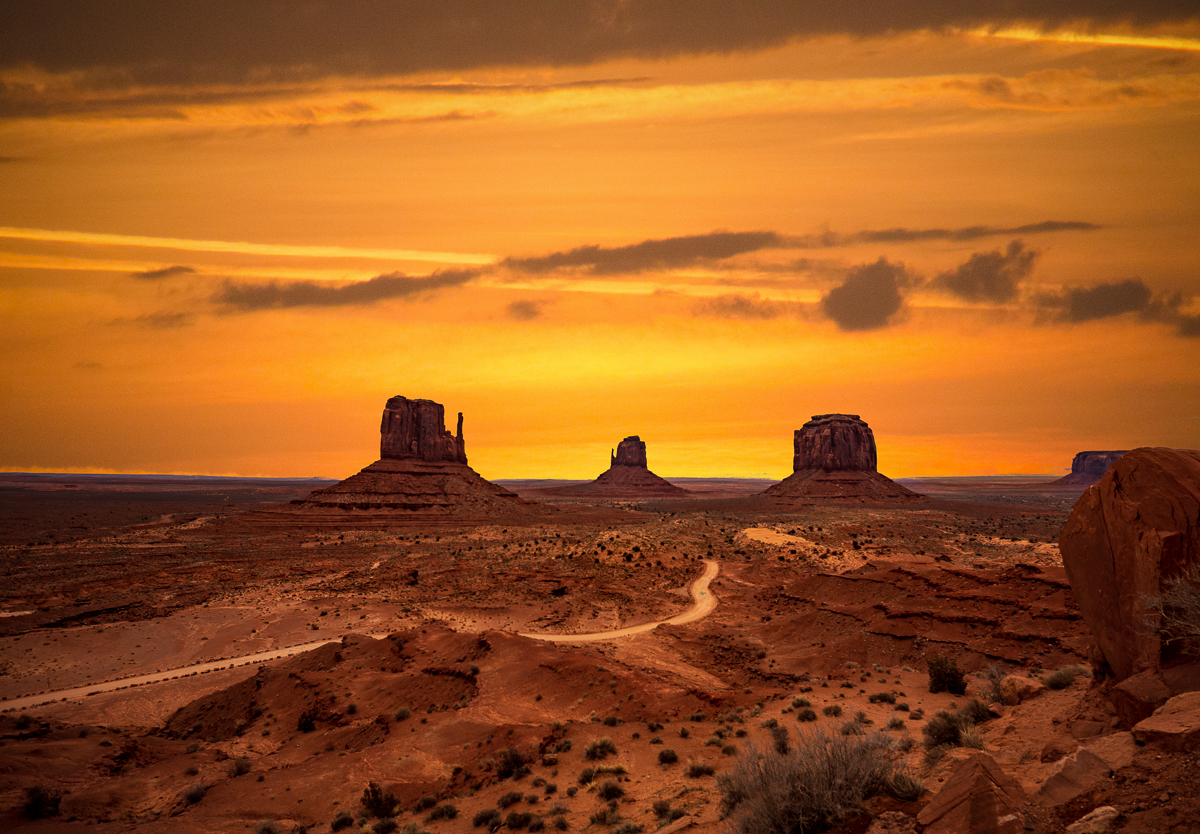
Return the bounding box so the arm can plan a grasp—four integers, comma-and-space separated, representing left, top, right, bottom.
2, 2, 1198, 480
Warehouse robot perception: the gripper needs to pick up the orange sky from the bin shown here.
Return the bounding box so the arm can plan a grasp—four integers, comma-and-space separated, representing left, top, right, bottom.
2, 5, 1198, 480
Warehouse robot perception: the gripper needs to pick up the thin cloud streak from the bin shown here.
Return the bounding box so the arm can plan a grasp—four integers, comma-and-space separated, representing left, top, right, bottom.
0, 226, 498, 265
213, 269, 480, 311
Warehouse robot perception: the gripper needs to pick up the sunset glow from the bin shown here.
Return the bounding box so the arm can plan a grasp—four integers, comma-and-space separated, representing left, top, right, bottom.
2, 4, 1197, 480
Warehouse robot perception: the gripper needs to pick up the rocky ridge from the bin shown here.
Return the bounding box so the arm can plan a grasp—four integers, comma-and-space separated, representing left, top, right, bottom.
1055, 451, 1129, 486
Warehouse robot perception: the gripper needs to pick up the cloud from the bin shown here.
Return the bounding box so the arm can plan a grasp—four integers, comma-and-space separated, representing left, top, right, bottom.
1179, 315, 1200, 338
1061, 278, 1154, 322
821, 257, 911, 331
110, 312, 194, 329
506, 299, 543, 320
503, 231, 785, 275
846, 220, 1099, 246
213, 269, 478, 311
132, 264, 196, 280
694, 293, 789, 320
935, 240, 1038, 303
3, 3, 1194, 88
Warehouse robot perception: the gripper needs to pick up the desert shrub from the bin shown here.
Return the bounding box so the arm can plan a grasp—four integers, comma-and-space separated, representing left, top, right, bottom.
426, 803, 457, 821
375, 820, 399, 834
252, 821, 280, 834
229, 757, 252, 777
649, 736, 663, 744
544, 782, 557, 795
983, 664, 1007, 702
822, 705, 842, 717
589, 806, 621, 826
596, 779, 624, 801
923, 743, 952, 768
959, 724, 985, 750
769, 724, 790, 754
362, 782, 401, 818
584, 737, 618, 760
647, 721, 664, 732
554, 738, 572, 753
839, 719, 865, 736
394, 707, 411, 721
887, 770, 926, 802
796, 708, 818, 722
548, 803, 568, 816
894, 702, 910, 712
495, 747, 531, 779
346, 702, 358, 715
602, 715, 621, 727
473, 808, 501, 828
185, 765, 199, 776
792, 696, 812, 709
612, 824, 643, 834
526, 794, 539, 804
959, 698, 991, 725
1144, 562, 1200, 653
297, 705, 319, 733
498, 791, 523, 808
678, 727, 690, 738
578, 767, 595, 784
22, 785, 62, 819
529, 819, 545, 832
687, 711, 706, 722
1042, 665, 1089, 690
413, 795, 437, 812
685, 760, 715, 778
716, 730, 905, 834
506, 811, 534, 830
926, 654, 967, 695
331, 809, 354, 830
868, 692, 896, 704
897, 736, 915, 753
182, 782, 208, 805
922, 710, 968, 748
886, 717, 906, 731
658, 748, 679, 765
552, 818, 568, 831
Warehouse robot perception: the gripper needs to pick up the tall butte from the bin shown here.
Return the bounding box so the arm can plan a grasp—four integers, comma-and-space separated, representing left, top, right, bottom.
541, 435, 690, 497
295, 396, 536, 516
762, 414, 921, 501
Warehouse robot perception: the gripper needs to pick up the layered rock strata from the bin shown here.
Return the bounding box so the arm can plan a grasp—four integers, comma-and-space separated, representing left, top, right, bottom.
295, 396, 533, 515
763, 414, 920, 501
1055, 450, 1130, 486
541, 435, 690, 497
1059, 447, 1200, 696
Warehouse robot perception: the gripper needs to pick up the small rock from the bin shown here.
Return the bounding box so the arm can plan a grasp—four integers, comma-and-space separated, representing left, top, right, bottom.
1065, 806, 1120, 834
999, 675, 1047, 706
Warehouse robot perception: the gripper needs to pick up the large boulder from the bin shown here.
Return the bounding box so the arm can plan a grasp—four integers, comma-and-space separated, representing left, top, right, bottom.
1059, 447, 1200, 683
1131, 691, 1200, 752
916, 752, 1027, 834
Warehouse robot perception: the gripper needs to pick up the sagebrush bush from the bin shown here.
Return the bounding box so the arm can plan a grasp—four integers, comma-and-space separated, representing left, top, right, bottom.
495, 747, 531, 779
685, 760, 715, 778
584, 737, 618, 760
596, 779, 624, 801
922, 710, 968, 748
498, 790, 523, 808
658, 748, 679, 765
362, 782, 401, 818
426, 803, 457, 821
473, 808, 501, 828
717, 730, 907, 834
331, 809, 354, 831
182, 783, 208, 805
926, 654, 967, 695
1042, 665, 1089, 690
796, 708, 818, 722
1144, 562, 1200, 654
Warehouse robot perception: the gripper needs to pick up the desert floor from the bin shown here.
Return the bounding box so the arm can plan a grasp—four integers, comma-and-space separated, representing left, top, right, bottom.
1, 473, 1195, 833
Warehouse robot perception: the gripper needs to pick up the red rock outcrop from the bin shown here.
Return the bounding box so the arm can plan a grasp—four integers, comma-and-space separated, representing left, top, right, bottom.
539, 435, 690, 498
380, 396, 467, 464
294, 396, 537, 517
1055, 450, 1129, 486
916, 752, 1028, 834
1059, 447, 1200, 687
763, 414, 921, 502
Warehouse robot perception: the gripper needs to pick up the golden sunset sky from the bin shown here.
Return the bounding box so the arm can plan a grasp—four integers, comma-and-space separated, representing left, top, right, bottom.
2, 3, 1198, 480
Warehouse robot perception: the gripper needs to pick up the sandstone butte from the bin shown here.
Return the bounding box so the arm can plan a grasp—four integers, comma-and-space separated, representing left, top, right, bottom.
1059, 446, 1200, 725
538, 435, 691, 497
1054, 450, 1130, 486
293, 396, 536, 516
761, 414, 922, 501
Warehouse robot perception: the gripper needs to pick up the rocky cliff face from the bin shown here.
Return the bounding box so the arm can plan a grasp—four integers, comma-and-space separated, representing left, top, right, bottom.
793, 414, 877, 472
611, 436, 648, 468
1056, 450, 1130, 485
379, 396, 467, 465
1059, 447, 1200, 697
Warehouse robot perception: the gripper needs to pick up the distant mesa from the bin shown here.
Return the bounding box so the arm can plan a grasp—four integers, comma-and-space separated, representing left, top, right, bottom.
1054, 450, 1130, 486
762, 414, 921, 501
540, 435, 691, 497
294, 395, 536, 516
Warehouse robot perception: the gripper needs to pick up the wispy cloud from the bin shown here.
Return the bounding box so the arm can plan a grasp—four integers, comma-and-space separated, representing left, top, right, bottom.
505, 299, 544, 320
694, 293, 793, 320
502, 231, 786, 275
109, 312, 194, 329
132, 264, 196, 280
0, 226, 497, 265
213, 269, 479, 311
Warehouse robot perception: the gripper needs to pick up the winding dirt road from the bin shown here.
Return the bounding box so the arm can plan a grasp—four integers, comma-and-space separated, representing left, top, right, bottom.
518, 558, 720, 643
4, 561, 721, 713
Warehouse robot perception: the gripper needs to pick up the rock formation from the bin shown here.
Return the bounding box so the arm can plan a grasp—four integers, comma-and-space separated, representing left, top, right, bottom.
539, 435, 690, 498
294, 396, 536, 516
916, 752, 1028, 834
1055, 450, 1129, 486
1059, 447, 1200, 714
762, 414, 921, 501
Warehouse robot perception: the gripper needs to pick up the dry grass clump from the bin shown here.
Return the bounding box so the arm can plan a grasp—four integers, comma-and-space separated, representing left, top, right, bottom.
717, 728, 915, 834
1144, 563, 1200, 653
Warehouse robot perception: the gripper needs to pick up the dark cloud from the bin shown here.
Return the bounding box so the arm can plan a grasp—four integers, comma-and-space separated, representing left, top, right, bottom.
2, 3, 1192, 88
506, 299, 543, 320
1178, 315, 1200, 338
821, 257, 911, 331
1062, 278, 1154, 322
846, 221, 1099, 246
503, 231, 785, 275
935, 240, 1038, 303
694, 293, 788, 320
213, 269, 478, 311
132, 265, 196, 280
110, 312, 194, 329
